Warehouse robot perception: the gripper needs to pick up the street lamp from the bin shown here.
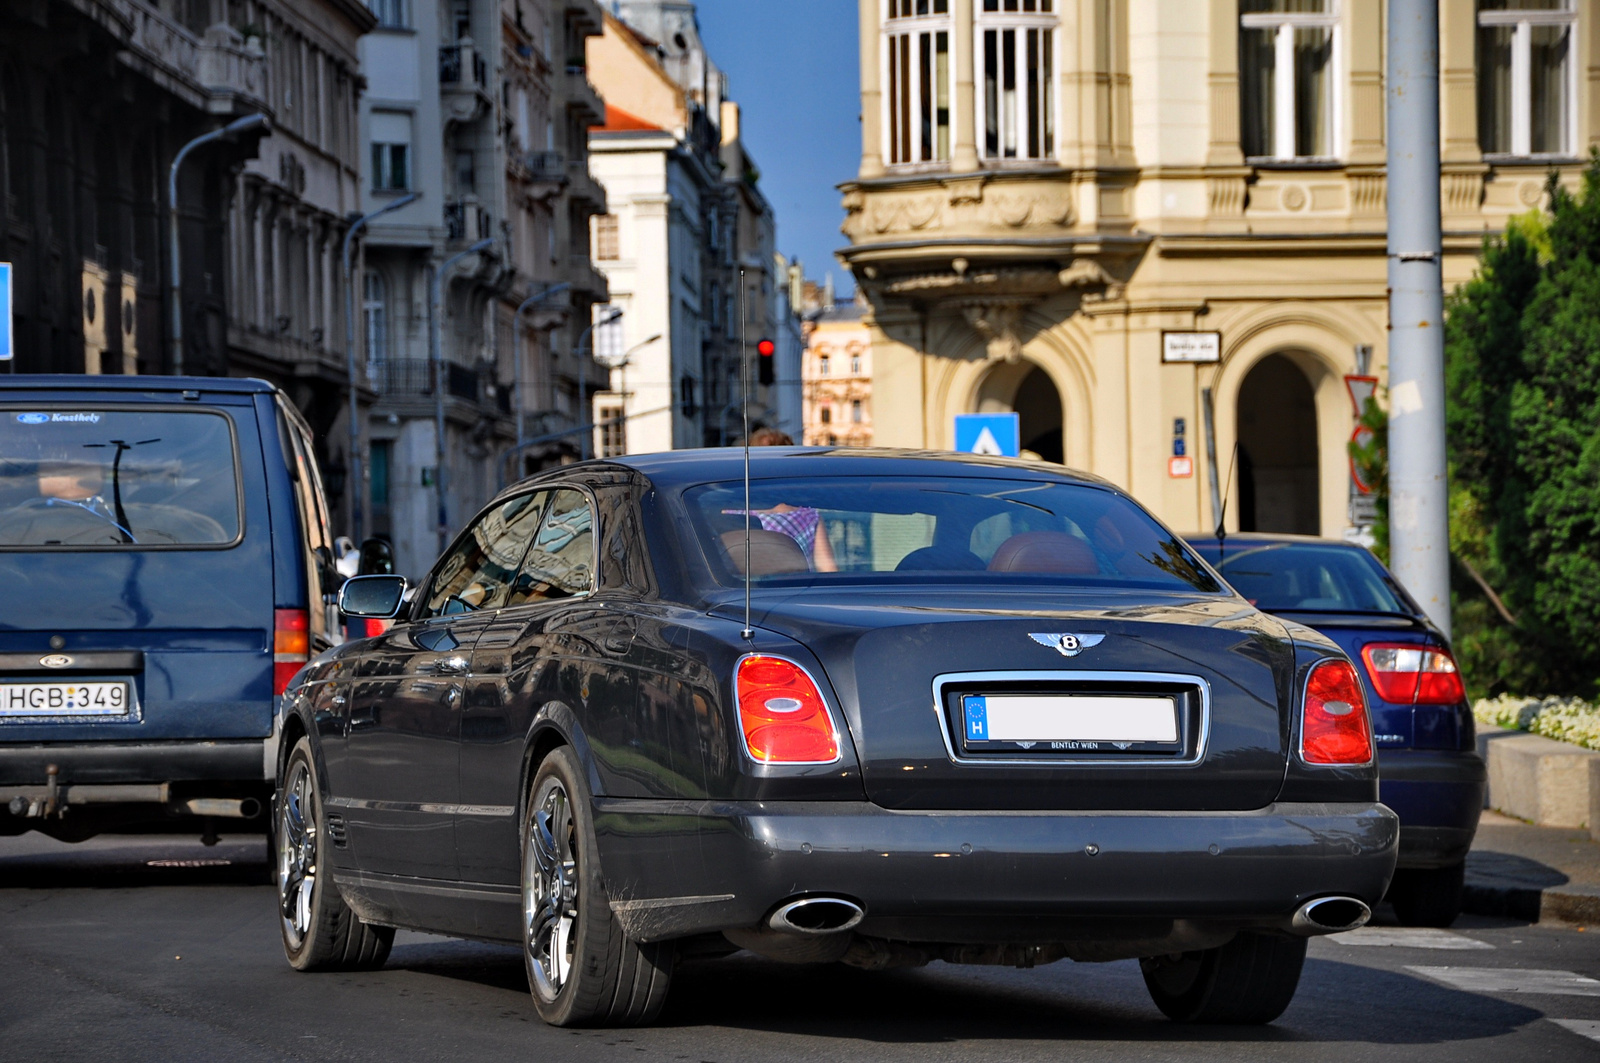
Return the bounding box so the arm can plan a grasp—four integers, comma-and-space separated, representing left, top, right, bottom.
168, 113, 270, 376
574, 306, 622, 460
429, 237, 494, 553
340, 191, 419, 544
513, 282, 572, 468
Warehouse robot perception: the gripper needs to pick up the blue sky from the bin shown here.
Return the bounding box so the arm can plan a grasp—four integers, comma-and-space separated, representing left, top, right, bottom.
693, 0, 860, 296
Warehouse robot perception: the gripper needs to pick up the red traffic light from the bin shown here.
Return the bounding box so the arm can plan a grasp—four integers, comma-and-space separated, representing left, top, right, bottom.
757, 339, 776, 357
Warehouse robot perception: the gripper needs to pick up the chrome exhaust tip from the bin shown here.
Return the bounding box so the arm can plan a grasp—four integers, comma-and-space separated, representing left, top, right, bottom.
768, 896, 865, 935
179, 797, 263, 820
1291, 895, 1372, 934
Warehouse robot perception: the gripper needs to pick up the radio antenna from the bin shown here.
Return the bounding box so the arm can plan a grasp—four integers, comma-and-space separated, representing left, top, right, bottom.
739, 266, 753, 641
1217, 441, 1239, 560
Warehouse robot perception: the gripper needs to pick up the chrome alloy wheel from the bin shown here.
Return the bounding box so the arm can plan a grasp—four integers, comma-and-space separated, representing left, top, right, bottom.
524, 780, 579, 1002
277, 759, 318, 948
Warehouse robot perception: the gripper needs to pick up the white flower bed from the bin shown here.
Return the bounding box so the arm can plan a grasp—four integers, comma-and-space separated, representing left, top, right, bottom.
1474, 694, 1600, 752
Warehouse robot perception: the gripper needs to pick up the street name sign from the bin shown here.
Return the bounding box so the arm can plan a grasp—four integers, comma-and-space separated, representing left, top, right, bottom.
954, 413, 1020, 457
1162, 331, 1221, 364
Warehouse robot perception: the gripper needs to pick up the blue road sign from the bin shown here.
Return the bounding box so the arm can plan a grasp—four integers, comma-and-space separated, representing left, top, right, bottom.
0, 263, 11, 361
953, 413, 1019, 457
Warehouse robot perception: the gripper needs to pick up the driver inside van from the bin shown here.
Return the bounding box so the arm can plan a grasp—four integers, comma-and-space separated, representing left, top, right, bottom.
0, 460, 138, 545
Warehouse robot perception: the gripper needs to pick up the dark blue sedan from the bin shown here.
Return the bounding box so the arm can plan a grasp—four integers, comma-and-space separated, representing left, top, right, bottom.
1186, 533, 1485, 927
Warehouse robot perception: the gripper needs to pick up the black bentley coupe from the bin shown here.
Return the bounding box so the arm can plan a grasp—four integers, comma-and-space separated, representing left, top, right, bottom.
274, 449, 1397, 1027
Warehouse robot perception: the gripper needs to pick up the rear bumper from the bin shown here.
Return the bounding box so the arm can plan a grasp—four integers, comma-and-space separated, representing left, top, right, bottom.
0, 741, 269, 787
593, 799, 1398, 945
1378, 749, 1486, 869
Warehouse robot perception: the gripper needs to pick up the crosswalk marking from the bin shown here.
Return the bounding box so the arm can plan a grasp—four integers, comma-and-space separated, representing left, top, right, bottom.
1552, 1019, 1600, 1042
1331, 928, 1494, 950
1407, 966, 1600, 997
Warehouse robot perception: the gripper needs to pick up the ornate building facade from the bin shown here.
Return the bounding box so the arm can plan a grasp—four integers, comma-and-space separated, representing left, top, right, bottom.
802, 298, 873, 447
844, 0, 1593, 537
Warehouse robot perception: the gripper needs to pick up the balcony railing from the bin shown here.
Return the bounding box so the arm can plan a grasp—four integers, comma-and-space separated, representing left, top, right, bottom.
524, 151, 567, 183
377, 359, 481, 403
444, 200, 493, 242
440, 41, 488, 88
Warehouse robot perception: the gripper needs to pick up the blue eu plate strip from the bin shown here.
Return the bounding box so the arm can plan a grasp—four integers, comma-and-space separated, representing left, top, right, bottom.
963, 695, 988, 741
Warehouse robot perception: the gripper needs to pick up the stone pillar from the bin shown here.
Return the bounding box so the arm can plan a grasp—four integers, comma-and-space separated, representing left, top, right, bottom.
860, 0, 885, 178
952, 0, 979, 173
1205, 0, 1243, 167
1438, 0, 1481, 164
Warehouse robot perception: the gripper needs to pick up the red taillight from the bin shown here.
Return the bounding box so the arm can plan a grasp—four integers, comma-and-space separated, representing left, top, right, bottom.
735, 656, 839, 764
274, 608, 310, 695
1360, 643, 1466, 705
1302, 658, 1373, 765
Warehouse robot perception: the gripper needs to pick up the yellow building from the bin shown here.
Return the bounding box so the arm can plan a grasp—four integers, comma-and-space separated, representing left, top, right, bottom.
842, 0, 1591, 536
803, 300, 875, 446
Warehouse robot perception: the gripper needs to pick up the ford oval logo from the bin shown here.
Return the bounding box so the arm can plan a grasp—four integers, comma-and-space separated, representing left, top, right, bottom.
17, 413, 49, 425
39, 654, 73, 668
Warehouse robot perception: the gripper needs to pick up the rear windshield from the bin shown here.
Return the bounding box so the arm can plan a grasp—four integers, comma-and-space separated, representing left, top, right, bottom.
1189, 541, 1411, 614
682, 477, 1223, 593
0, 409, 241, 548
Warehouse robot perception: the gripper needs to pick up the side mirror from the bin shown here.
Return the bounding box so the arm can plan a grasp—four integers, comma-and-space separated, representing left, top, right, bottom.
339, 575, 408, 619
357, 536, 396, 576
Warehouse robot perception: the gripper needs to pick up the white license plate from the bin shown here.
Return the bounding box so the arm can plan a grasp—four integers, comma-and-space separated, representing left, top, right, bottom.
0, 681, 132, 717
962, 694, 1178, 747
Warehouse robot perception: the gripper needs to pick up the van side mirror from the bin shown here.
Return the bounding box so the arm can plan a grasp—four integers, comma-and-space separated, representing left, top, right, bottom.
339, 575, 408, 619
358, 537, 395, 576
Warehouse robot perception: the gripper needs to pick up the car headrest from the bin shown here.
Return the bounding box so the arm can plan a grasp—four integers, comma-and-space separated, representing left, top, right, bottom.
895, 545, 987, 572
721, 529, 810, 577
987, 531, 1099, 574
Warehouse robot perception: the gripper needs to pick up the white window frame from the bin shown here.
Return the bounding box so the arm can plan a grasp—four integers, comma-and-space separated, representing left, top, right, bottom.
976, 2, 1058, 163
882, 1, 955, 169
1479, 2, 1579, 159
363, 270, 387, 376
1239, 2, 1342, 162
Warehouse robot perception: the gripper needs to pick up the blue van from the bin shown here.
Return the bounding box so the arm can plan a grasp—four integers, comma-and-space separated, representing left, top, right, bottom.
0, 376, 339, 842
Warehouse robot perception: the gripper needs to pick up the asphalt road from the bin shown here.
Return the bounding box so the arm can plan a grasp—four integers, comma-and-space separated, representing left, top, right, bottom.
4, 832, 1600, 1062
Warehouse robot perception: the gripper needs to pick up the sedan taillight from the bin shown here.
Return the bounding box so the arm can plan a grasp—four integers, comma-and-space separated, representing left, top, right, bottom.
274, 608, 310, 695
1301, 658, 1373, 765
1360, 643, 1466, 705
735, 655, 839, 764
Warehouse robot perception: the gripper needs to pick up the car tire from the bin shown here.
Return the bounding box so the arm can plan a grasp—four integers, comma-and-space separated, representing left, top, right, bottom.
1140, 932, 1307, 1024
522, 745, 674, 1027
1388, 862, 1466, 928
276, 737, 394, 971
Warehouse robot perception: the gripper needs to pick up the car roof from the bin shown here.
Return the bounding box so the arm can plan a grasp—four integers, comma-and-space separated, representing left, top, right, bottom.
0, 375, 276, 395
598, 447, 1116, 490
1182, 532, 1369, 550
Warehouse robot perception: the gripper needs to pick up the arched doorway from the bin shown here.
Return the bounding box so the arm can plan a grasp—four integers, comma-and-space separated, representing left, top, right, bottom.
975, 361, 1064, 463
1236, 353, 1319, 534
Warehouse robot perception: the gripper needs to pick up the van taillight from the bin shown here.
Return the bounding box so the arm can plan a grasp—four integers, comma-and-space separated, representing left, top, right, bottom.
735, 656, 839, 764
1360, 644, 1466, 705
274, 608, 310, 695
1301, 658, 1374, 765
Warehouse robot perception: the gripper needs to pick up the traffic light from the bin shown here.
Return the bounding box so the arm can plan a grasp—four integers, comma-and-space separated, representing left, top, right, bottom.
757, 338, 775, 386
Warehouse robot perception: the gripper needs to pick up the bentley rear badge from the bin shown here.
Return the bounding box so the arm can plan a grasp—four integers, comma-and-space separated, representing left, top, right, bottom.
1029, 633, 1106, 658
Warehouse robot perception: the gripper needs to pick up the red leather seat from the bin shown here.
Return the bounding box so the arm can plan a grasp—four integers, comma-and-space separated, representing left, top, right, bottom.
721, 529, 810, 576
987, 531, 1099, 574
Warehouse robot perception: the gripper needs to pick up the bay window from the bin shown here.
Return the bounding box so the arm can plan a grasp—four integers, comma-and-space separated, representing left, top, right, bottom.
1479, 1, 1577, 158
885, 0, 952, 166
978, 0, 1055, 162
1240, 1, 1338, 161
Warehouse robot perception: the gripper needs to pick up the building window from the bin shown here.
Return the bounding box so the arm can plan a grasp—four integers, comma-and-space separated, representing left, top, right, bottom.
979, 0, 1055, 161
370, 440, 391, 511
370, 112, 412, 191
821, 406, 832, 425
593, 303, 625, 364
596, 401, 626, 457
885, 1, 952, 165
819, 354, 830, 376
363, 270, 387, 372
852, 399, 863, 424
594, 214, 620, 260
1239, 0, 1337, 160
368, 0, 406, 29
850, 354, 862, 374
1479, 1, 1576, 157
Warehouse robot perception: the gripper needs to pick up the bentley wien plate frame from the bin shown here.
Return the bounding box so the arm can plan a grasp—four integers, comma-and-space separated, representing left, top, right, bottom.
930, 670, 1212, 767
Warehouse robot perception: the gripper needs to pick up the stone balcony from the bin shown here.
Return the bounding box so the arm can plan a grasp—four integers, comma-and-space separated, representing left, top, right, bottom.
440, 38, 493, 125
107, 2, 269, 116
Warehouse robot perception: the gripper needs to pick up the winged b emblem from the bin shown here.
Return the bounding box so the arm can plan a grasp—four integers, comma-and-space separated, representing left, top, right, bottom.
1029, 633, 1107, 658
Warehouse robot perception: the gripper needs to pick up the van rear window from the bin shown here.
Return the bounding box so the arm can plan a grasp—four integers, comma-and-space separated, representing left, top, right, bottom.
0, 409, 241, 548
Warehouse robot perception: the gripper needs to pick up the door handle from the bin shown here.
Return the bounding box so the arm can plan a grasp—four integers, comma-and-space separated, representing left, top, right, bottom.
330, 694, 347, 707
427, 656, 471, 676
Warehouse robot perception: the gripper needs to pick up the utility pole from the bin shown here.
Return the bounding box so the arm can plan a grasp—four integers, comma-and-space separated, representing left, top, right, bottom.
341, 192, 418, 544
1387, 0, 1451, 638
429, 238, 494, 553
168, 113, 269, 376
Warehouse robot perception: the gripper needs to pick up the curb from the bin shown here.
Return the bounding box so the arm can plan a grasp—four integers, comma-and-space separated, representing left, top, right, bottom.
1464, 875, 1600, 924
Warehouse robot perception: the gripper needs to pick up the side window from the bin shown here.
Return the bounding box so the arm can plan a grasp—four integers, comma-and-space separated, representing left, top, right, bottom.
506, 488, 595, 607
422, 493, 547, 618
277, 399, 335, 646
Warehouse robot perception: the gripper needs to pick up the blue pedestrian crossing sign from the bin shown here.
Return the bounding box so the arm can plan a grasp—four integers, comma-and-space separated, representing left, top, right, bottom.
954, 413, 1019, 457
0, 262, 11, 361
